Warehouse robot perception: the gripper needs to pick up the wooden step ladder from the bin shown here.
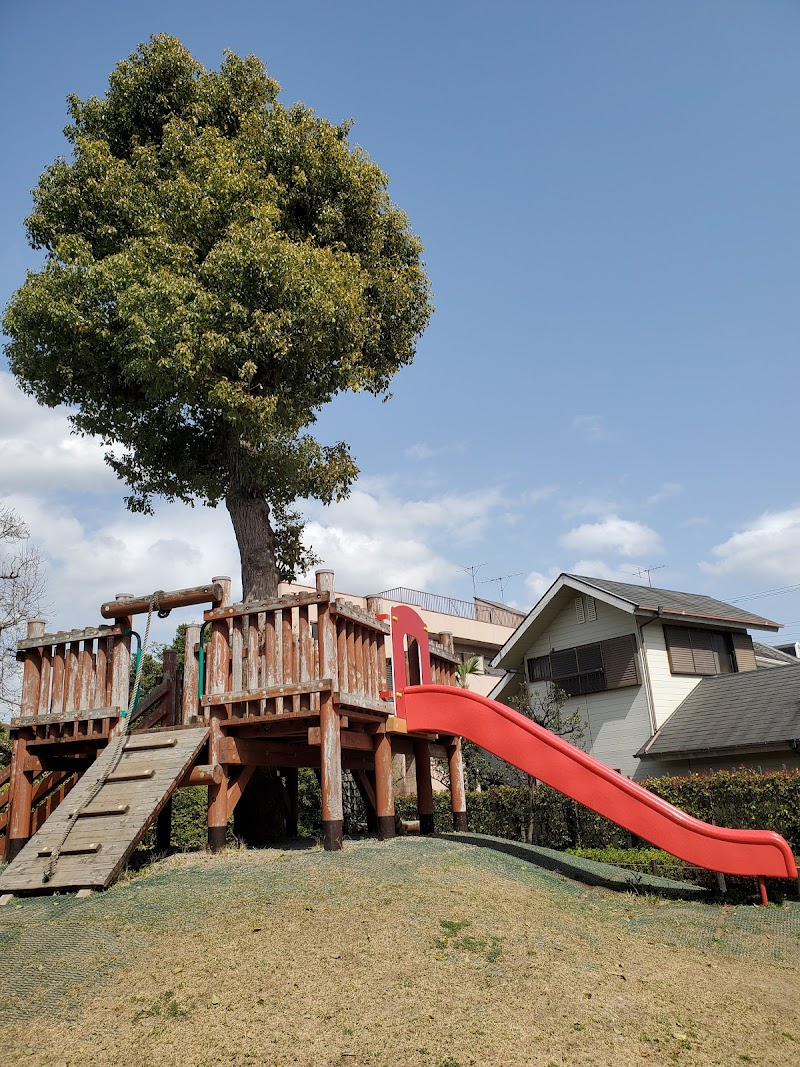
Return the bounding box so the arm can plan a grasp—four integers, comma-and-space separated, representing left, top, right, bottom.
0, 727, 209, 895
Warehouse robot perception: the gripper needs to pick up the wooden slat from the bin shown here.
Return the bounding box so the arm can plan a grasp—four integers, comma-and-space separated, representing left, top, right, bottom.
50, 646, 66, 715
281, 608, 294, 713
231, 616, 244, 694
93, 639, 108, 709
11, 706, 120, 729
334, 691, 393, 715
331, 601, 390, 634
0, 727, 209, 893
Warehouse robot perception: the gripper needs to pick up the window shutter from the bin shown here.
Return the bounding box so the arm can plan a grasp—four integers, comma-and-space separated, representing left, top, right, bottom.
665, 626, 694, 674
689, 630, 716, 675
551, 647, 578, 678
576, 642, 603, 673
601, 634, 640, 689
574, 597, 586, 624
527, 655, 552, 683
731, 632, 757, 672
586, 596, 597, 622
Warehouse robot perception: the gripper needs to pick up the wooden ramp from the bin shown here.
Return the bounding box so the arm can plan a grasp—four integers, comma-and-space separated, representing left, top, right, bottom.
0, 727, 209, 895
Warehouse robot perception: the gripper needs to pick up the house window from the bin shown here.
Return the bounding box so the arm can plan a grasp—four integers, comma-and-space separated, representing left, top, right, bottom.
525, 634, 639, 697
664, 626, 745, 676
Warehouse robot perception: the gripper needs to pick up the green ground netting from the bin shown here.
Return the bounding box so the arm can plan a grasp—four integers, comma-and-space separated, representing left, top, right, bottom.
0, 836, 798, 1026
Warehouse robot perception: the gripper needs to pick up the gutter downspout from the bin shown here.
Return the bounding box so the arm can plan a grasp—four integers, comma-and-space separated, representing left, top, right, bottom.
637, 612, 662, 735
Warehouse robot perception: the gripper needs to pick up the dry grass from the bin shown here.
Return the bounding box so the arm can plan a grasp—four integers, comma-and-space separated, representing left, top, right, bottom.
4, 839, 799, 1067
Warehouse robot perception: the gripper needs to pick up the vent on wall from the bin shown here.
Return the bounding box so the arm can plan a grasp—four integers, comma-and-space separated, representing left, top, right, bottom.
575, 597, 585, 624
586, 596, 597, 622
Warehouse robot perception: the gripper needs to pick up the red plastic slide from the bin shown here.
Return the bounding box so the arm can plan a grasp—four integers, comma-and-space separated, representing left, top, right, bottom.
399, 684, 798, 880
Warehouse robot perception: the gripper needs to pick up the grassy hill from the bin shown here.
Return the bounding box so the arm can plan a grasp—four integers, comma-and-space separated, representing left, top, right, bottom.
2, 836, 799, 1066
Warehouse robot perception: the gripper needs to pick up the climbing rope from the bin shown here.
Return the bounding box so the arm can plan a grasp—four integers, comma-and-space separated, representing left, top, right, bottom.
42, 591, 164, 883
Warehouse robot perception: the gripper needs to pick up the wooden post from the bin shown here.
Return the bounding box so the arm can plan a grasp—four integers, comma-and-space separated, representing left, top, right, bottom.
5, 619, 45, 860
414, 739, 435, 834
207, 576, 231, 852
448, 737, 468, 831
181, 623, 201, 724
316, 569, 343, 850
374, 731, 395, 839
161, 649, 178, 727
283, 767, 299, 838
439, 631, 454, 654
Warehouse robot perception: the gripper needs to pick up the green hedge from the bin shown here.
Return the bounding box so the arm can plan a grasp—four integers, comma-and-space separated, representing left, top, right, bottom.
398, 769, 800, 855
139, 768, 800, 859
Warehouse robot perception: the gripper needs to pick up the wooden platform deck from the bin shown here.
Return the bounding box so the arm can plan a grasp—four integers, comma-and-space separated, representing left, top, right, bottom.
0, 727, 209, 894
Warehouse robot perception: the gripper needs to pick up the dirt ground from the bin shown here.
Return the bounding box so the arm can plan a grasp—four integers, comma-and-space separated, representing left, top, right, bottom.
3, 837, 799, 1067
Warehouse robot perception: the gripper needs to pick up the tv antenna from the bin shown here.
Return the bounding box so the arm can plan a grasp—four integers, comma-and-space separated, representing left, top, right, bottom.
629, 564, 665, 587
481, 572, 523, 602
460, 563, 486, 598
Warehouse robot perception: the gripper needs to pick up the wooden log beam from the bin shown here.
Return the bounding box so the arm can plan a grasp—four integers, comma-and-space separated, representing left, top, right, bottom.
307, 727, 373, 752
179, 763, 223, 787
202, 679, 333, 707
226, 765, 256, 815
220, 710, 334, 730
100, 582, 224, 619
204, 589, 329, 620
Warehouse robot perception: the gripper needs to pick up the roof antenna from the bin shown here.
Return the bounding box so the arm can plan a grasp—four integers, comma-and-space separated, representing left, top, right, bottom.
629, 564, 665, 588
460, 563, 486, 599
481, 572, 523, 602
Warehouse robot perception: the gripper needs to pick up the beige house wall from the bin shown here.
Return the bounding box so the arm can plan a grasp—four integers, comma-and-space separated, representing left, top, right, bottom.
641, 622, 703, 729
519, 593, 652, 779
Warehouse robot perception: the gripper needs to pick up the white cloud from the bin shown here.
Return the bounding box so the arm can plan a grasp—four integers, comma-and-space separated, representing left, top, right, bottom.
521, 485, 559, 505
559, 516, 662, 558
5, 490, 240, 641
700, 506, 800, 584
524, 569, 559, 603
301, 484, 506, 592
559, 492, 622, 519
404, 441, 465, 461
0, 372, 120, 495
568, 559, 648, 583
571, 415, 608, 442
646, 482, 683, 506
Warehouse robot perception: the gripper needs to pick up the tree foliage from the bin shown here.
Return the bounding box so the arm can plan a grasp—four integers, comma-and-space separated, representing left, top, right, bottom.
508, 680, 584, 843
4, 35, 432, 597
0, 504, 46, 716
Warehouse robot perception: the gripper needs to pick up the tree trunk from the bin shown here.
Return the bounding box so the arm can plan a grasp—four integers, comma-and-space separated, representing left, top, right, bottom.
226, 494, 280, 601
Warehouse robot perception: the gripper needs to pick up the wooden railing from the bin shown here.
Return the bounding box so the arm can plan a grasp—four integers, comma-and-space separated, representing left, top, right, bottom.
0, 767, 78, 850
198, 587, 395, 719
201, 590, 329, 718
332, 601, 389, 713
430, 638, 459, 687
13, 621, 131, 729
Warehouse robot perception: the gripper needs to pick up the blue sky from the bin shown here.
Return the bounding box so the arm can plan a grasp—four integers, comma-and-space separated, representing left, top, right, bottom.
1, 1, 799, 644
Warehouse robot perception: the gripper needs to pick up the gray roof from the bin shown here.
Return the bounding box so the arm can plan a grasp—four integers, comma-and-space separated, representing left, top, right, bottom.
568, 575, 781, 630
638, 665, 800, 760
753, 642, 800, 666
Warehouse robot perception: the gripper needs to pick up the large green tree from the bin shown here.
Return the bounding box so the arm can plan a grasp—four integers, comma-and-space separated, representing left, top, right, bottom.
4, 35, 432, 598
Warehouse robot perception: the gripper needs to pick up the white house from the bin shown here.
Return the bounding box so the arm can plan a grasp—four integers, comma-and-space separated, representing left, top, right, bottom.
489, 574, 798, 780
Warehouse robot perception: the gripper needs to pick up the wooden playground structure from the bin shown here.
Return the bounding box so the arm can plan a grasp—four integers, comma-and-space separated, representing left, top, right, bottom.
0, 569, 467, 895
